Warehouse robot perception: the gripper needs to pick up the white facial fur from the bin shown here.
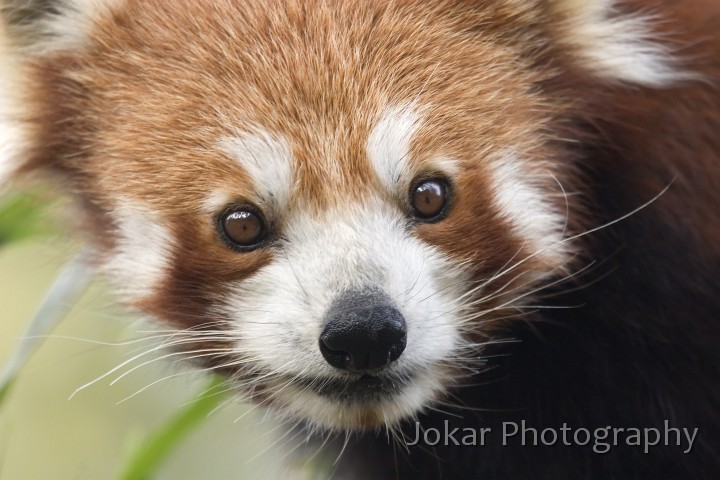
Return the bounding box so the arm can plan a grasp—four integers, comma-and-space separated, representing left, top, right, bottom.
203, 106, 472, 428
219, 130, 295, 210
218, 200, 468, 429
105, 200, 175, 302
198, 103, 579, 429
367, 103, 461, 190
366, 103, 423, 191
489, 152, 570, 269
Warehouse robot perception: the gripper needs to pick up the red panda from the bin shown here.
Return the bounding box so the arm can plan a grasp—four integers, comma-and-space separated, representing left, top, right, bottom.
1, 0, 719, 478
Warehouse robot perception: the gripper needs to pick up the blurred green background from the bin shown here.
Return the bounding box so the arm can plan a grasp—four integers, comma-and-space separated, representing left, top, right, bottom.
0, 196, 294, 479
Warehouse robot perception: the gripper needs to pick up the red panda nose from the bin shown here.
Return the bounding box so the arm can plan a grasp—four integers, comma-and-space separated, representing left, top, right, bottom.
319, 291, 407, 372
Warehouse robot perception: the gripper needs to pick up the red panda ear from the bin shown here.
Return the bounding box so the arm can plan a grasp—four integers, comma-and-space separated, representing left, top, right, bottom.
0, 1, 115, 186
548, 0, 682, 87
0, 16, 26, 189
1, 0, 116, 52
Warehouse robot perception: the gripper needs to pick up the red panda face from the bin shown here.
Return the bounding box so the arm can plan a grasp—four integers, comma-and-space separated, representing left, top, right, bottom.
1, 0, 679, 430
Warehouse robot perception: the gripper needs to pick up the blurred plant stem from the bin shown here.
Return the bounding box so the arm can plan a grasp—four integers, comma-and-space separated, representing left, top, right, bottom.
1, 193, 231, 480
118, 376, 228, 480
0, 250, 93, 403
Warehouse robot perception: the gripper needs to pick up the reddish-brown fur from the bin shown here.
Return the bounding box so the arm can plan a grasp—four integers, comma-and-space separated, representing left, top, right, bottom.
3, 0, 720, 478
20, 0, 583, 322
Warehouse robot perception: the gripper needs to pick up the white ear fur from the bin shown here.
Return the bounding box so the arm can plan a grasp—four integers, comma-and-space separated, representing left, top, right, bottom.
1, 0, 119, 53
0, 20, 24, 189
550, 0, 680, 86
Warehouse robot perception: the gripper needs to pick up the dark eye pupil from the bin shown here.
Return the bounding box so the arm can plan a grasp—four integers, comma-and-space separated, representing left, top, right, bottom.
412, 180, 447, 219
223, 211, 263, 246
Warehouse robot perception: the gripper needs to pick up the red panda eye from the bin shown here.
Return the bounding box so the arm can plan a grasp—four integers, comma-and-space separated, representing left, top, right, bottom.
221, 210, 265, 249
411, 179, 450, 221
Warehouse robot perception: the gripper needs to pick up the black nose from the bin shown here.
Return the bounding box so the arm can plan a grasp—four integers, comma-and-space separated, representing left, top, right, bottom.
319, 291, 407, 372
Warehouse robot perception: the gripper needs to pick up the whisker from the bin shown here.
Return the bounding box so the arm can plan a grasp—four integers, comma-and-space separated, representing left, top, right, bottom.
115, 367, 219, 404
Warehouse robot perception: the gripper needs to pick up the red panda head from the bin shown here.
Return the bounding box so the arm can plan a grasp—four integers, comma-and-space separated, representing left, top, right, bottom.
0, 0, 680, 430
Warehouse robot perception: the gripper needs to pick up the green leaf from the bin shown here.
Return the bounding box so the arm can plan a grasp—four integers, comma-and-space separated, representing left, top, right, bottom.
0, 379, 14, 406
118, 376, 228, 480
0, 193, 53, 246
